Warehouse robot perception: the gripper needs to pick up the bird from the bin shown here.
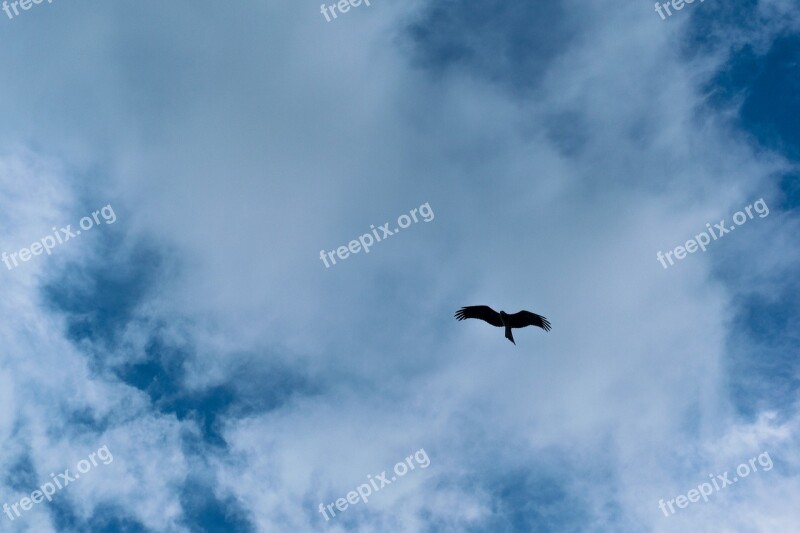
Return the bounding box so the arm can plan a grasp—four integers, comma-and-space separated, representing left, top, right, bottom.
454, 305, 551, 345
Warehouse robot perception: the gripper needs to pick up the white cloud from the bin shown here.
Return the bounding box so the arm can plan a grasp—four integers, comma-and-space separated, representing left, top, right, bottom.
0, 0, 796, 530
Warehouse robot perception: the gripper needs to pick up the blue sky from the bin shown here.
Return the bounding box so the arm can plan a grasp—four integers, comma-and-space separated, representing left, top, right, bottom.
0, 0, 798, 531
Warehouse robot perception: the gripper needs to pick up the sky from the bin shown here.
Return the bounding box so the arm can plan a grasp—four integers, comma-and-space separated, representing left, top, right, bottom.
0, 0, 798, 531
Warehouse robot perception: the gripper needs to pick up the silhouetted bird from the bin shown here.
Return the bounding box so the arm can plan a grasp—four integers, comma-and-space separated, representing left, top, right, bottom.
454, 306, 551, 345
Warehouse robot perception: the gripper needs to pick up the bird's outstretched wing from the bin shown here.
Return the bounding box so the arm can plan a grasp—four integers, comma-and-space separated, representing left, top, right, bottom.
454, 306, 503, 327
506, 311, 551, 331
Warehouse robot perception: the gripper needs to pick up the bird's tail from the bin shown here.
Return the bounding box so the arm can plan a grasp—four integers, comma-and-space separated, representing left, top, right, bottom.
505, 327, 516, 345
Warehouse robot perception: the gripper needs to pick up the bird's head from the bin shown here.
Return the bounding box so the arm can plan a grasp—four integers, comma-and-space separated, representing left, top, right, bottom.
499, 310, 508, 324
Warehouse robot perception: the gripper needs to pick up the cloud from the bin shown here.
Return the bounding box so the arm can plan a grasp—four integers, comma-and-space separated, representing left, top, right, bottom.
0, 0, 797, 531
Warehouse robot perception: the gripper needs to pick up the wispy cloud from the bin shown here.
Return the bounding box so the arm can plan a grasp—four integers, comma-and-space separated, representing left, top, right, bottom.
0, 0, 797, 531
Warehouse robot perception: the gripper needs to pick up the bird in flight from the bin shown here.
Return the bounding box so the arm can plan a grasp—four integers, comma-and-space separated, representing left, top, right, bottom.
454, 305, 551, 345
